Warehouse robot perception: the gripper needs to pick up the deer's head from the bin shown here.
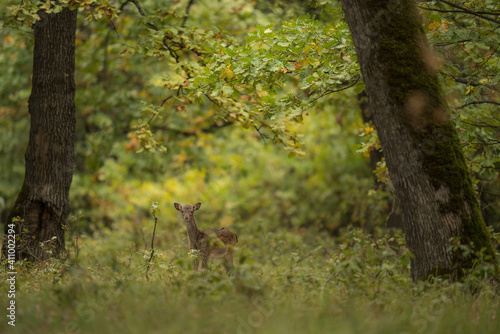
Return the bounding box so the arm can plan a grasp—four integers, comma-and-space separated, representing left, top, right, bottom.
174, 202, 201, 224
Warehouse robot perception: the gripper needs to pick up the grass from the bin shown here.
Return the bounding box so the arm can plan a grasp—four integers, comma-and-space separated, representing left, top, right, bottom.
1, 227, 499, 334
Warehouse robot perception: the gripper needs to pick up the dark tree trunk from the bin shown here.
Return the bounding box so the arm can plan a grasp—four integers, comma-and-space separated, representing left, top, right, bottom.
1, 8, 77, 260
340, 0, 497, 280
357, 90, 402, 229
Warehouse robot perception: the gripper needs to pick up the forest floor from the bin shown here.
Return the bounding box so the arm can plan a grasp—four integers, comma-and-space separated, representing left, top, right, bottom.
1, 228, 499, 334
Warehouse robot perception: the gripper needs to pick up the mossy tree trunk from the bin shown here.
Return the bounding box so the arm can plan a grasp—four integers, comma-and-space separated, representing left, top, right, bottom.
340, 0, 497, 280
1, 8, 77, 260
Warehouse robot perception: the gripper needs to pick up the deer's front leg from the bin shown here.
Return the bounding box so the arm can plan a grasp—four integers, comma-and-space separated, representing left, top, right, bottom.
200, 253, 208, 271
190, 246, 200, 271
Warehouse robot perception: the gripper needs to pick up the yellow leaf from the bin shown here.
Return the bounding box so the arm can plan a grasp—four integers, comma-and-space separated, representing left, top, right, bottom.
298, 58, 310, 68
257, 90, 268, 98
428, 21, 440, 31
221, 68, 234, 80
3, 35, 14, 45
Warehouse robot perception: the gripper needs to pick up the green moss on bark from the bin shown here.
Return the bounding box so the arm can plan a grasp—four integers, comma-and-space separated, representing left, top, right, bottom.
376, 1, 446, 127
420, 123, 497, 270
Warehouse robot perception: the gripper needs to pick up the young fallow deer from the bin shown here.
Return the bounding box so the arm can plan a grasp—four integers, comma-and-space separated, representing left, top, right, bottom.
174, 202, 238, 274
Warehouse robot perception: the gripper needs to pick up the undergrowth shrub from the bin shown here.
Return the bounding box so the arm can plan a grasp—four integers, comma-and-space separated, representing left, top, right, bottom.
2, 227, 499, 334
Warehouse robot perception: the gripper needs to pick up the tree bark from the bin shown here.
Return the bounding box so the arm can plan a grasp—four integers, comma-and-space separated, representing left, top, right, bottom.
1, 7, 77, 260
357, 90, 402, 229
340, 0, 497, 280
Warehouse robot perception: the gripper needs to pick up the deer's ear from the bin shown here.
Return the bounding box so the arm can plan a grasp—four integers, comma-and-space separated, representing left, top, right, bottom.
174, 203, 182, 211
193, 202, 201, 211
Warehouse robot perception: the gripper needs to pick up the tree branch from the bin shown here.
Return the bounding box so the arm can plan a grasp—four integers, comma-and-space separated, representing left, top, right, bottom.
456, 100, 500, 109
461, 120, 500, 129
182, 0, 195, 27
129, 0, 146, 16
443, 72, 499, 91
127, 0, 159, 31
309, 75, 361, 104
153, 121, 233, 136
434, 0, 500, 25
419, 5, 500, 17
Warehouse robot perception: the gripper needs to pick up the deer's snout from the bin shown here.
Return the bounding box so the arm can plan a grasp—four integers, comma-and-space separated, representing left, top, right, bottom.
183, 214, 190, 221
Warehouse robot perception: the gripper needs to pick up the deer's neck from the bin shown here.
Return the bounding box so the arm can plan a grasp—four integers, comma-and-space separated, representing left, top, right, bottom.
185, 217, 201, 244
